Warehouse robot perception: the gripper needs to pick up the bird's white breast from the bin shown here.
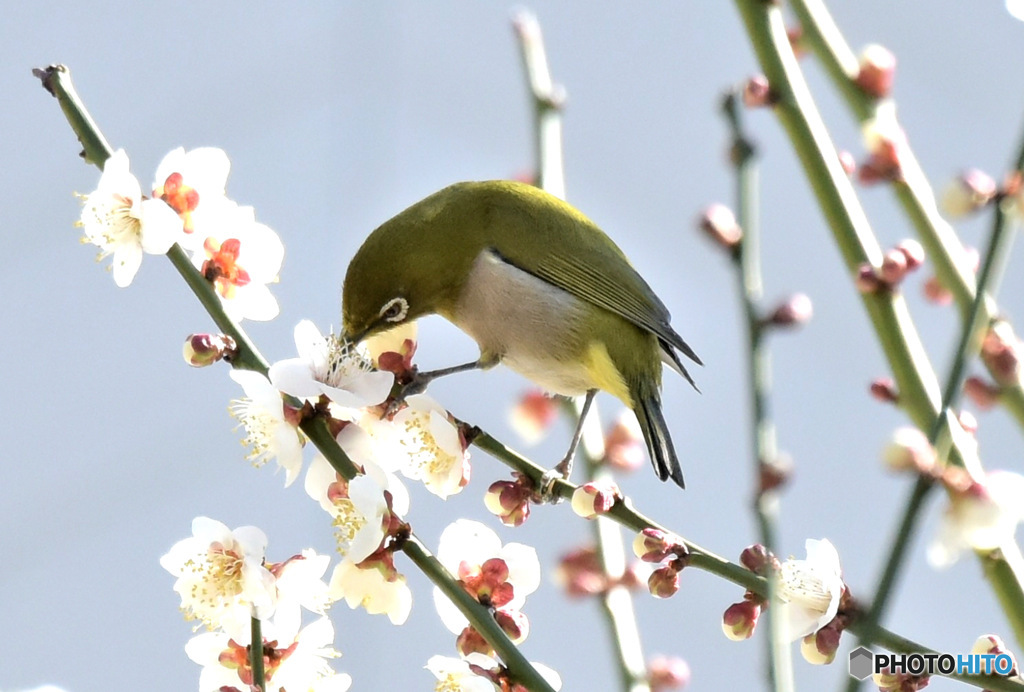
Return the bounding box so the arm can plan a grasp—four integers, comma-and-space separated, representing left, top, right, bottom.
452, 249, 596, 396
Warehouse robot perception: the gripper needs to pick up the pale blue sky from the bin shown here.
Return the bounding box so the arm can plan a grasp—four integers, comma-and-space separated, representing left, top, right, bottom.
3, 3, 1024, 691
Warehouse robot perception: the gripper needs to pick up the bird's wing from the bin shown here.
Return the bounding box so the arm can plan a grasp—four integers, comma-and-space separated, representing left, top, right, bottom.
470, 180, 702, 368
532, 250, 702, 367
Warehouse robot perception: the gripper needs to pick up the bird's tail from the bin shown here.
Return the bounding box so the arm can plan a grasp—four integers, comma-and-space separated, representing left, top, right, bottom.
634, 391, 685, 489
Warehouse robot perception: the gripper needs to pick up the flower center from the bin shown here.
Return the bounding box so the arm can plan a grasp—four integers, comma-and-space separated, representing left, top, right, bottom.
156, 172, 200, 233
202, 237, 251, 298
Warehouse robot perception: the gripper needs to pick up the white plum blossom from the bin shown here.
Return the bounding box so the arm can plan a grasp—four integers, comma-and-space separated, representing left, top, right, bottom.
425, 653, 562, 692
774, 539, 844, 641
78, 149, 183, 287
271, 549, 333, 637
160, 517, 277, 631
185, 615, 349, 692
304, 426, 410, 564
928, 470, 1024, 568
270, 320, 395, 410
365, 394, 470, 499
426, 654, 497, 692
151, 146, 235, 251
329, 554, 412, 626
432, 519, 540, 637
192, 204, 284, 322
229, 369, 305, 486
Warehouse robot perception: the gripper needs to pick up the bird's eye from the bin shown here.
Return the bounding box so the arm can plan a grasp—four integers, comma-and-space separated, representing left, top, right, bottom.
379, 297, 409, 323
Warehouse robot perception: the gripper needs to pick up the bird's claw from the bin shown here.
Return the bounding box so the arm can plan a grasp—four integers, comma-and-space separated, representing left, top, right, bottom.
383, 371, 432, 417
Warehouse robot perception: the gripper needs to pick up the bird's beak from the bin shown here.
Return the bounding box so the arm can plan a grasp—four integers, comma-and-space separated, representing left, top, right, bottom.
341, 326, 371, 347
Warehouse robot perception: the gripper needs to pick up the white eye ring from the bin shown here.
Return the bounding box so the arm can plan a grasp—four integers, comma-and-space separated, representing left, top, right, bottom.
379, 297, 409, 323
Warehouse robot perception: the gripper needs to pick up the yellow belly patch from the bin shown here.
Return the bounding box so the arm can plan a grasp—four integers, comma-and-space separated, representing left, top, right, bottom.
584, 341, 631, 406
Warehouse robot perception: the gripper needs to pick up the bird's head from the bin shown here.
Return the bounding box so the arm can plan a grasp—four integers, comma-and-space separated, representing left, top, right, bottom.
341, 184, 484, 344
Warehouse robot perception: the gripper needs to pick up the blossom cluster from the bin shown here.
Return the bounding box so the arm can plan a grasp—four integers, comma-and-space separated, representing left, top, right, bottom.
161, 517, 348, 692
79, 148, 283, 321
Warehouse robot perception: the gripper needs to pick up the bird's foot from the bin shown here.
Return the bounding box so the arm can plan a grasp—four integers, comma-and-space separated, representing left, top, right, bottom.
536, 456, 573, 503
384, 368, 432, 417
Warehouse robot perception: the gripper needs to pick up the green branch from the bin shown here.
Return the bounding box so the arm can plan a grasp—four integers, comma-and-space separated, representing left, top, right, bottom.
789, 0, 1024, 429
36, 63, 552, 692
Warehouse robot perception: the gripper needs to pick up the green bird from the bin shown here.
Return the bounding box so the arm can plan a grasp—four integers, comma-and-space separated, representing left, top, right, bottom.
342, 180, 700, 489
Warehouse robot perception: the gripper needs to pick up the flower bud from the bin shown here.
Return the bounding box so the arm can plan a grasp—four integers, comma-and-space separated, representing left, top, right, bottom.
633, 528, 683, 563
183, 333, 237, 367
971, 634, 1018, 675
603, 411, 645, 471
740, 544, 779, 576
941, 168, 997, 218
363, 321, 417, 372
648, 564, 681, 599
870, 377, 900, 404
571, 480, 621, 519
722, 600, 761, 641
698, 204, 742, 250
896, 239, 925, 271
982, 321, 1022, 387
766, 293, 813, 328
554, 546, 609, 597
759, 454, 793, 495
859, 103, 905, 183
882, 426, 936, 474
787, 25, 806, 59
854, 44, 896, 99
879, 249, 909, 286
509, 389, 558, 445
964, 376, 1000, 410
648, 655, 691, 690
801, 625, 841, 665
855, 263, 883, 293
922, 275, 953, 306
484, 478, 532, 527
742, 75, 772, 108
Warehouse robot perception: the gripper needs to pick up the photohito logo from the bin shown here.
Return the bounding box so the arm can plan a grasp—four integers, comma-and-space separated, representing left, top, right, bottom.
848, 646, 1014, 680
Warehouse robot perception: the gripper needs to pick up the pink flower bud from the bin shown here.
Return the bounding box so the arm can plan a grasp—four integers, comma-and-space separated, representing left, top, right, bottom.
740, 544, 779, 576
801, 624, 842, 665
722, 600, 761, 641
554, 546, 610, 597
896, 239, 925, 271
571, 480, 621, 519
766, 293, 813, 328
971, 634, 1018, 675
648, 564, 681, 599
648, 655, 691, 690
964, 376, 1000, 410
923, 275, 953, 306
742, 75, 772, 108
855, 263, 883, 293
183, 333, 237, 367
873, 670, 930, 692
879, 249, 909, 285
603, 411, 645, 472
759, 454, 793, 494
787, 25, 806, 59
633, 528, 685, 563
982, 321, 1022, 387
509, 389, 558, 445
854, 44, 896, 99
882, 427, 936, 474
698, 204, 742, 250
870, 377, 900, 404
484, 477, 532, 527
941, 168, 997, 218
